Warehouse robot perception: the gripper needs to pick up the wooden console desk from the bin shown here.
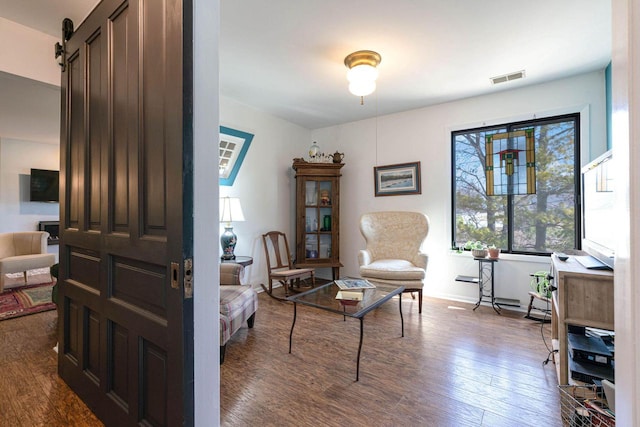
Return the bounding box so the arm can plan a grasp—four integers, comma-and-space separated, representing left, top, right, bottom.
550, 254, 614, 384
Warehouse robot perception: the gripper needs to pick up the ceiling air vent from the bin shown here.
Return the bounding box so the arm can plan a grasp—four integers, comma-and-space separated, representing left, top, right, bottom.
490, 70, 526, 85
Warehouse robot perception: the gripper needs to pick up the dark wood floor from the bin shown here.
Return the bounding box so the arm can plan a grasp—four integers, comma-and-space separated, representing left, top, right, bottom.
0, 292, 561, 426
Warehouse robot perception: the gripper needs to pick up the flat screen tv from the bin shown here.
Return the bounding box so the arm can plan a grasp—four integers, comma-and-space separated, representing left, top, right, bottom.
30, 168, 59, 202
581, 150, 615, 269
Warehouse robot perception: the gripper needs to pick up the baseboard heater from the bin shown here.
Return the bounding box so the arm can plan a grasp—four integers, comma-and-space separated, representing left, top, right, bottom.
455, 275, 520, 308
494, 297, 520, 307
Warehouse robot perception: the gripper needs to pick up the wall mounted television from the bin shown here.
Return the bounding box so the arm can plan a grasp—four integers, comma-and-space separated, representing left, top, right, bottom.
30, 168, 59, 202
581, 150, 615, 269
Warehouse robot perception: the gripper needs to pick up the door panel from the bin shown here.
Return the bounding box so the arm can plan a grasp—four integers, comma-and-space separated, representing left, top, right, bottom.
67, 48, 83, 230
58, 0, 190, 425
87, 29, 103, 232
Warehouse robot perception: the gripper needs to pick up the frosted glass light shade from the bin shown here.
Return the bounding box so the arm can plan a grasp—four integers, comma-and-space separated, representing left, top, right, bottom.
347, 64, 378, 96
347, 64, 379, 82
348, 80, 376, 97
344, 50, 381, 100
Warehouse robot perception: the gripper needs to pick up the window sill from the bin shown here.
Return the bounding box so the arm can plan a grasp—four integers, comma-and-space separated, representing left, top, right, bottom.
448, 250, 550, 264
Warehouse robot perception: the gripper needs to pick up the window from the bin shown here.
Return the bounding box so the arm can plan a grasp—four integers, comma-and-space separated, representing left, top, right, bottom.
219, 126, 254, 186
452, 114, 580, 255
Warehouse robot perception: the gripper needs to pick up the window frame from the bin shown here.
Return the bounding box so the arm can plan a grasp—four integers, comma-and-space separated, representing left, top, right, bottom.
450, 113, 582, 256
219, 126, 254, 187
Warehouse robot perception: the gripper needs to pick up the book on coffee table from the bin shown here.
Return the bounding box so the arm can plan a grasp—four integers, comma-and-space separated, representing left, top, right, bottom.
336, 290, 364, 302
334, 279, 376, 290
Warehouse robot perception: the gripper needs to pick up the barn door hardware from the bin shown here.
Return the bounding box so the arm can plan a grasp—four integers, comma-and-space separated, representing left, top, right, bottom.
54, 18, 74, 71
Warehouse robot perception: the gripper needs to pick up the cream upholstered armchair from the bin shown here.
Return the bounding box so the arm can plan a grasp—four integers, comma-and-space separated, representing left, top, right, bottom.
358, 211, 430, 313
0, 231, 56, 293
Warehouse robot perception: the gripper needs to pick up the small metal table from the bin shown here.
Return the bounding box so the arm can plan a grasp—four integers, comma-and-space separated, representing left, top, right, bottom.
473, 257, 501, 314
286, 280, 404, 381
456, 256, 519, 314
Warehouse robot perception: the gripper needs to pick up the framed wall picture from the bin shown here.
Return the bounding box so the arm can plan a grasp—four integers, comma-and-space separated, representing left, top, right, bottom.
374, 161, 421, 196
219, 126, 254, 186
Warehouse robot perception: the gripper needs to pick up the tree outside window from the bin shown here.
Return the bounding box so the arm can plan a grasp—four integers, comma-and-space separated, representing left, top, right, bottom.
452, 114, 580, 255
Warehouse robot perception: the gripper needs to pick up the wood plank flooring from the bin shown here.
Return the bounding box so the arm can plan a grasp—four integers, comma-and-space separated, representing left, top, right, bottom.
0, 309, 102, 426
221, 292, 562, 427
0, 292, 562, 426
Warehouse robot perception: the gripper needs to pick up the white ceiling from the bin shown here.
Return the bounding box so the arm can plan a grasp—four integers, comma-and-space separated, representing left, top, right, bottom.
0, 0, 612, 140
0, 0, 95, 37
221, 0, 611, 129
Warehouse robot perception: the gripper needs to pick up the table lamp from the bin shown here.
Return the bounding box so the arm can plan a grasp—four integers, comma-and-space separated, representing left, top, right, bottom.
220, 197, 245, 260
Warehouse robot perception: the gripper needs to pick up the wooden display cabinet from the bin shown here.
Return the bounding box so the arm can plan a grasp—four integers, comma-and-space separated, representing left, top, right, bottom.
292, 159, 344, 279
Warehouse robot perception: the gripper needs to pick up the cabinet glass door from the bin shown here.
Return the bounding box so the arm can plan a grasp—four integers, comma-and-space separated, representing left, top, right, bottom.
305, 234, 318, 259
305, 181, 318, 205
319, 234, 332, 259
304, 180, 333, 260
318, 181, 332, 207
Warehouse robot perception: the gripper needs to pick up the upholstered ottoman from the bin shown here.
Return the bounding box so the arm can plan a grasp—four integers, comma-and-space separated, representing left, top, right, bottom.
219, 284, 258, 363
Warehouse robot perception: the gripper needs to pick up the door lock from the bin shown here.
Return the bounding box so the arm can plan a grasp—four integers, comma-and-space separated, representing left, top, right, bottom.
171, 259, 193, 299
183, 258, 193, 299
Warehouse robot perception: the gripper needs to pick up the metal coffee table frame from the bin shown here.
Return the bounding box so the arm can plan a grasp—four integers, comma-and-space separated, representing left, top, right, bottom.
286, 281, 404, 381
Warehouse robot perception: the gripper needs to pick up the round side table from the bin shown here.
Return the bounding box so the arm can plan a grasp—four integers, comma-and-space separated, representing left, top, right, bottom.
220, 256, 253, 267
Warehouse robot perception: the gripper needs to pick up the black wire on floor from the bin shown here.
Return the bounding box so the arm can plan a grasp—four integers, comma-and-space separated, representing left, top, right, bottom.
538, 270, 558, 365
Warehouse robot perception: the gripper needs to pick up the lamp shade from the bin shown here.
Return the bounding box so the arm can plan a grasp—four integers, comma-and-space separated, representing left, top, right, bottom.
220, 197, 245, 224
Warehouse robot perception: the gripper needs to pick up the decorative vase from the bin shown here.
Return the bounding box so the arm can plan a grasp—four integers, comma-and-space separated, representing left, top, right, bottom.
220, 226, 237, 260
308, 141, 320, 162
323, 215, 331, 231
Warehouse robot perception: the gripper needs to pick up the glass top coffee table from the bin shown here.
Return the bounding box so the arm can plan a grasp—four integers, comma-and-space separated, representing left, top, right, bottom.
286, 279, 404, 381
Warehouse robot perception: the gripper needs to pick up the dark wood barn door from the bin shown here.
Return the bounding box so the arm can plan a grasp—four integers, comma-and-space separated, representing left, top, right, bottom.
58, 0, 193, 425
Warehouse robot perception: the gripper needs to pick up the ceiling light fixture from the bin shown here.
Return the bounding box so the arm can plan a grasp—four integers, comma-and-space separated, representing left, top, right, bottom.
344, 50, 381, 105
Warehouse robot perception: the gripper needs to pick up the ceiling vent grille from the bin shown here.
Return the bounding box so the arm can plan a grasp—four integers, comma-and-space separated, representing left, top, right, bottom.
490, 70, 525, 85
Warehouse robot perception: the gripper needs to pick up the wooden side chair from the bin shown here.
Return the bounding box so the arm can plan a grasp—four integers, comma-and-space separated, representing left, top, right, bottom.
261, 231, 315, 299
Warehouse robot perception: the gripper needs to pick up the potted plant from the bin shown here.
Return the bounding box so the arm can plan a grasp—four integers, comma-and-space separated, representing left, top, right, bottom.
488, 245, 501, 259
464, 241, 487, 258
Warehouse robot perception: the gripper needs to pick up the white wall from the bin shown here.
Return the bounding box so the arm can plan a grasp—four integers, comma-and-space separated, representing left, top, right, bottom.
0, 67, 607, 313
193, 0, 219, 421
0, 17, 60, 86
219, 96, 311, 287
310, 71, 606, 309
0, 138, 60, 230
